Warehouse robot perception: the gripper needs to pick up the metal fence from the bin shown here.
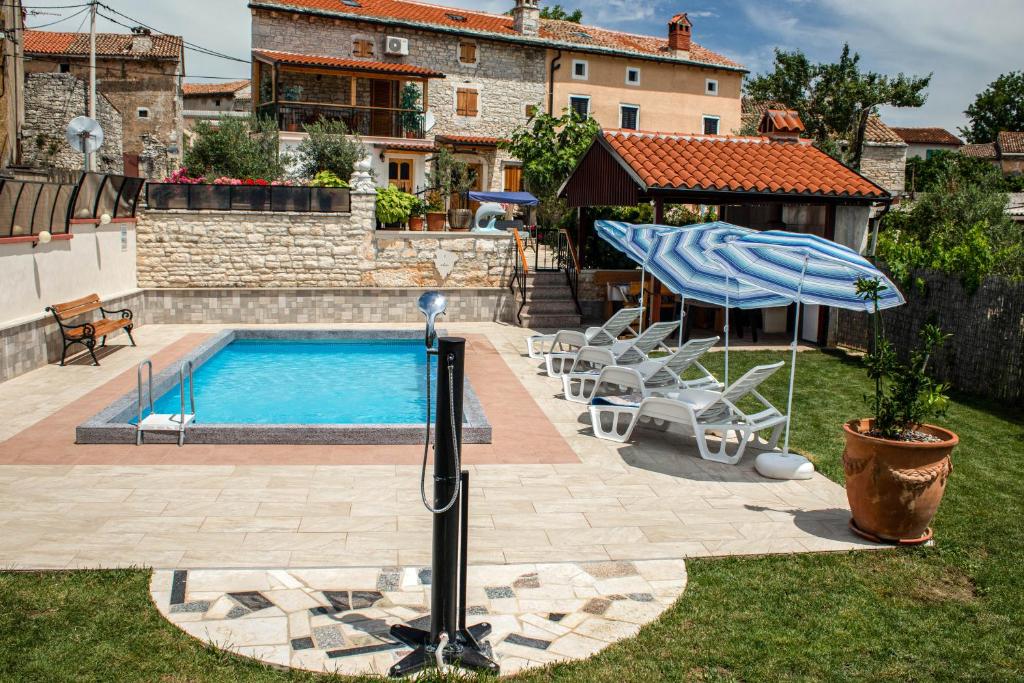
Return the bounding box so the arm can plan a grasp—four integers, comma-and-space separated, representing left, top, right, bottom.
0, 172, 143, 238
145, 183, 351, 213
835, 268, 1024, 403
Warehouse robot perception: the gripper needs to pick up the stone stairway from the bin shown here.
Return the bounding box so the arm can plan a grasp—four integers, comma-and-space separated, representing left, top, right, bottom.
517, 271, 581, 329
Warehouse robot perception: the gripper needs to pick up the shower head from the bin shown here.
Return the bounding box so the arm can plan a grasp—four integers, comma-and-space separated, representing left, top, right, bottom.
418, 291, 447, 348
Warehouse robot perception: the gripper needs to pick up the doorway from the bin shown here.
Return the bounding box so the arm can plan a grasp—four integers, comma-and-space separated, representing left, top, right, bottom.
371, 80, 396, 136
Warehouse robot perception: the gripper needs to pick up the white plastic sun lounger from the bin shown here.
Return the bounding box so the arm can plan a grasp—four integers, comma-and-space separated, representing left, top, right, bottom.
551, 319, 680, 378
526, 306, 641, 360
562, 336, 721, 404
588, 361, 787, 465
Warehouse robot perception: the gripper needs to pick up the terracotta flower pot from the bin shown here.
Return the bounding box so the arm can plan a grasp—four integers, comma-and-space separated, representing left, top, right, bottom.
409, 216, 425, 231
842, 418, 957, 543
426, 212, 446, 231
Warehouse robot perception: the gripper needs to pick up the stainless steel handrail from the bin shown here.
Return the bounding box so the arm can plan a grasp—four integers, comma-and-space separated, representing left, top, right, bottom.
136, 359, 153, 446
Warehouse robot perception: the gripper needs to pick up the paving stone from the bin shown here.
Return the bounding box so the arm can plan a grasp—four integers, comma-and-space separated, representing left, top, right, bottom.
581, 561, 638, 579
513, 573, 540, 589
376, 569, 401, 592
170, 570, 187, 605
627, 592, 655, 602
467, 605, 489, 615
226, 606, 251, 619
505, 633, 551, 650
322, 591, 350, 612
170, 600, 210, 614
326, 642, 405, 659
229, 591, 274, 612
485, 586, 514, 599
290, 636, 315, 651
417, 569, 432, 585
312, 624, 346, 649
350, 590, 383, 609
547, 613, 566, 622
582, 598, 611, 615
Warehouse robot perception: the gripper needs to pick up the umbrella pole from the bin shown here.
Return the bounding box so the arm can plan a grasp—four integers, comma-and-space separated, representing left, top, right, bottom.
677, 296, 686, 347
724, 275, 730, 389
781, 257, 809, 455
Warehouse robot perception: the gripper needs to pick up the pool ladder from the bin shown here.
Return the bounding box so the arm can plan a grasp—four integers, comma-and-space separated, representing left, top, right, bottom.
136, 359, 196, 446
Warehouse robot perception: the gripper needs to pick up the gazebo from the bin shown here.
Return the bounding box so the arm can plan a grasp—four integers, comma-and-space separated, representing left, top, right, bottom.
558, 111, 891, 344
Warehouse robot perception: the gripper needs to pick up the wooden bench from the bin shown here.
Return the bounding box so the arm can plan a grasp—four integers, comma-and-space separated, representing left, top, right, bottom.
45, 294, 135, 366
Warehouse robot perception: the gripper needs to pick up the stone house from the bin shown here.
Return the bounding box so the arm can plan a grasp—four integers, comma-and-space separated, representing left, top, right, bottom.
859, 116, 907, 196
183, 79, 252, 139
249, 0, 744, 199
23, 29, 184, 179
0, 0, 24, 170
962, 132, 1024, 175
889, 126, 962, 160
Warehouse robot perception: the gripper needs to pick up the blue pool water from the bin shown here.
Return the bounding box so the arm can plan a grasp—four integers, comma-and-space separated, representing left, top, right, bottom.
147, 339, 434, 424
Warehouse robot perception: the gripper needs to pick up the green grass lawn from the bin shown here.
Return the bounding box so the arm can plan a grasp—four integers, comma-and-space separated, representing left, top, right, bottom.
2, 349, 1022, 682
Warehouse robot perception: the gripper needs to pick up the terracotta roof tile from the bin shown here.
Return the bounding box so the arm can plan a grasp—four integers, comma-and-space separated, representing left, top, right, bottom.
373, 140, 437, 152
762, 109, 804, 134
864, 116, 905, 144
24, 30, 182, 59
961, 142, 997, 158
889, 127, 962, 146
435, 134, 505, 146
252, 49, 446, 77
997, 131, 1024, 154
603, 130, 887, 199
182, 80, 250, 96
253, 0, 743, 70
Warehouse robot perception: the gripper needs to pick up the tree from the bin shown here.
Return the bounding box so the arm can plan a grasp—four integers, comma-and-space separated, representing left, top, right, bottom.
745, 45, 931, 168
960, 71, 1024, 144
540, 4, 582, 22
184, 115, 286, 180
904, 149, 1005, 194
292, 118, 366, 182
499, 110, 600, 227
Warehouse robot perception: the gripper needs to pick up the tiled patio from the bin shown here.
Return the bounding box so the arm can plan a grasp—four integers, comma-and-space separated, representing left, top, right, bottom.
0, 321, 877, 673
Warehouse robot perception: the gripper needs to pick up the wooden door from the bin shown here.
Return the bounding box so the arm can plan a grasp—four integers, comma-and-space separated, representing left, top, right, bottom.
388, 158, 414, 192
371, 80, 395, 136
123, 153, 140, 177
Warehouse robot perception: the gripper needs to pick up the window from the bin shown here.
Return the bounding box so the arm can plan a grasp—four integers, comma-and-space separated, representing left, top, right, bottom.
388, 159, 413, 192
569, 95, 590, 118
572, 59, 588, 80
214, 98, 221, 107
353, 39, 374, 58
705, 78, 718, 96
458, 41, 477, 64
619, 104, 639, 130
456, 87, 479, 116
702, 115, 720, 135
625, 67, 640, 85
926, 149, 940, 160
59, 63, 70, 73
137, 107, 150, 119
503, 165, 523, 192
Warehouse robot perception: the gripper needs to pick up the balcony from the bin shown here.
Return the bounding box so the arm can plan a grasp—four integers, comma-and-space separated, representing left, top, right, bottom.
257, 102, 424, 139
252, 49, 444, 141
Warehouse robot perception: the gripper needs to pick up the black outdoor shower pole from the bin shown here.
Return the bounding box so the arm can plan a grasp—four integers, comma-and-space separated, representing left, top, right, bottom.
389, 335, 498, 677
431, 336, 463, 645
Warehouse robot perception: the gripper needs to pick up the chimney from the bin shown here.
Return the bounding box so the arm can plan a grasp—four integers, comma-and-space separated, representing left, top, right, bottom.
667, 13, 691, 56
512, 0, 540, 36
758, 109, 805, 141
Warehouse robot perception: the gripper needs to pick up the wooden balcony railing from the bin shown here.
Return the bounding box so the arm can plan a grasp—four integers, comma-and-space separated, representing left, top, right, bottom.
257, 102, 425, 138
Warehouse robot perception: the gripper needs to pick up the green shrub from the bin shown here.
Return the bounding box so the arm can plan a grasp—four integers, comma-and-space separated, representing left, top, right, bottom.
293, 118, 366, 182
309, 170, 348, 188
183, 115, 286, 181
375, 185, 417, 225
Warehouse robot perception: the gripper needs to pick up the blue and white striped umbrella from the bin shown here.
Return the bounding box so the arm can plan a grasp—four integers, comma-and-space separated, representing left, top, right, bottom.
707, 229, 906, 479
710, 230, 905, 311
646, 223, 792, 310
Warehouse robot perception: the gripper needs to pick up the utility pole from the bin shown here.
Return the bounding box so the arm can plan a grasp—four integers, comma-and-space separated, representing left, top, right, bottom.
87, 0, 97, 171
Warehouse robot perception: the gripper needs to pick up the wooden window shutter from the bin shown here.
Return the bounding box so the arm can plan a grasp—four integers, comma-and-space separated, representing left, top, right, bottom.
456, 88, 478, 116
459, 42, 476, 63
353, 39, 373, 58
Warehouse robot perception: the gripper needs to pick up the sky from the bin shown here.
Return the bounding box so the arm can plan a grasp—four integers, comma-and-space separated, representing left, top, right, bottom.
24, 0, 1024, 135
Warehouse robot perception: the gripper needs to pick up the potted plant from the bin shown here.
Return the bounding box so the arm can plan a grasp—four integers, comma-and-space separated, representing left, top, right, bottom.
407, 195, 427, 231
425, 192, 446, 231
447, 160, 476, 231
375, 185, 416, 229
842, 277, 957, 544
399, 83, 424, 139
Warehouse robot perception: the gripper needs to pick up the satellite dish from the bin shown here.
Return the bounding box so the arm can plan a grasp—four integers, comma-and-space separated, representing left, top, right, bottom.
66, 116, 104, 153
423, 111, 436, 132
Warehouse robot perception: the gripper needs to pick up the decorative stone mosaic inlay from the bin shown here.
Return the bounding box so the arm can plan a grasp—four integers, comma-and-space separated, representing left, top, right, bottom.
151, 560, 688, 676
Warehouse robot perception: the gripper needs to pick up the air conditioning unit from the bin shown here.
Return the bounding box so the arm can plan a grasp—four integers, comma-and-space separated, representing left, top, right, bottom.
384, 36, 409, 56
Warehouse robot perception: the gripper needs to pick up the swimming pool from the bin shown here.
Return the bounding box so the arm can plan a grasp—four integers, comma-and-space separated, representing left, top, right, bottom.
78, 329, 491, 445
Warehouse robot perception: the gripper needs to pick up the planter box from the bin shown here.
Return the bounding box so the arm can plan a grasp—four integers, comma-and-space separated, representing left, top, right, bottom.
271, 186, 309, 212
230, 186, 270, 211
190, 184, 230, 211
146, 183, 189, 210
146, 183, 351, 213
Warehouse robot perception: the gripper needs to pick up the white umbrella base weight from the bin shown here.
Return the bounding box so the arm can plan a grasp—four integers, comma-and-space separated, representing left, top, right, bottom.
754, 451, 815, 480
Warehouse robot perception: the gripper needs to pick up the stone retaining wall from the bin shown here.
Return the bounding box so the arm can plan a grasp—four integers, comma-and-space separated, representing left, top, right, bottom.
136, 192, 514, 289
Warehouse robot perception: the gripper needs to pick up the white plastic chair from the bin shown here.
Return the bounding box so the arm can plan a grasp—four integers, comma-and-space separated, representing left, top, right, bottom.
588, 361, 787, 465
552, 319, 680, 379
526, 306, 640, 360
562, 336, 721, 404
